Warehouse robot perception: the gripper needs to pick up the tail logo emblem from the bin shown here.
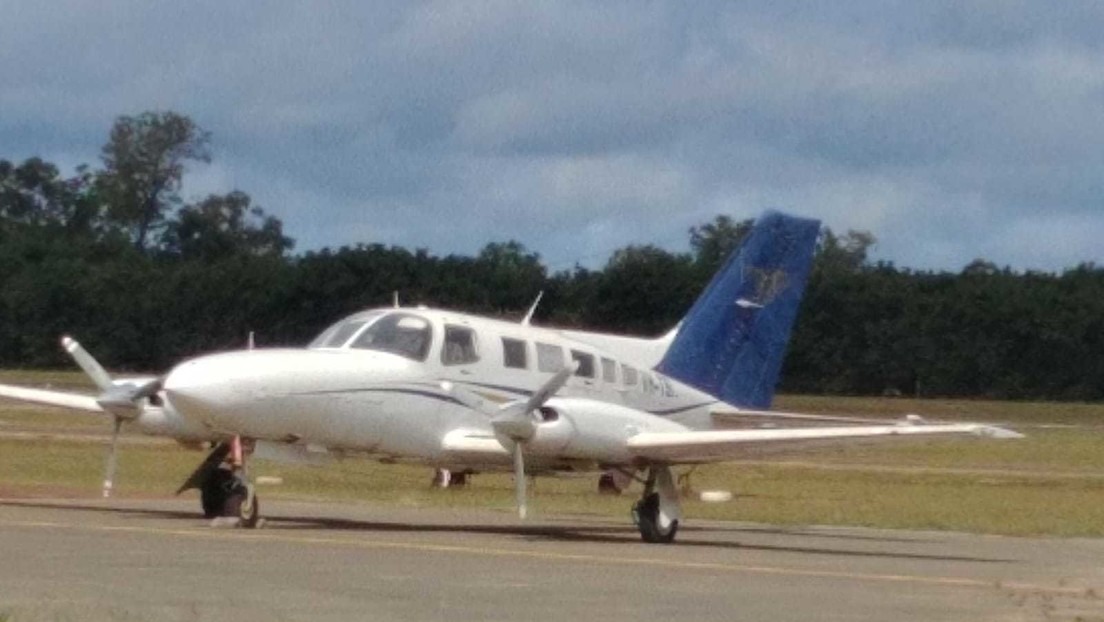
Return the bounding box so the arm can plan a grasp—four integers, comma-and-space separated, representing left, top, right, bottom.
741, 266, 788, 308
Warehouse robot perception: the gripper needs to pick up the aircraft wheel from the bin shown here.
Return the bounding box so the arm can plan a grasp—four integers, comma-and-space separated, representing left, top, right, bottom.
200, 469, 234, 518
223, 481, 261, 529
598, 473, 622, 495
632, 493, 678, 544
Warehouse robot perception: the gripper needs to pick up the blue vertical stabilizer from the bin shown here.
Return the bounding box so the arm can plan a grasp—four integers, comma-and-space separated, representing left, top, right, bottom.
656, 211, 820, 408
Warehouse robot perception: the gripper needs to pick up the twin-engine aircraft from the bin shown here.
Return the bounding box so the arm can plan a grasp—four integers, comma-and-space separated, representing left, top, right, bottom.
0, 211, 1020, 543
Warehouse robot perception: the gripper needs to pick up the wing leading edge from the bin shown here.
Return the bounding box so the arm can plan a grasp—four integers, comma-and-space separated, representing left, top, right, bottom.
0, 384, 102, 413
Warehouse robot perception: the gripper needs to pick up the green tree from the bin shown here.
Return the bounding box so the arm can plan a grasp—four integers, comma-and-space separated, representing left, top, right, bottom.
815, 228, 876, 274
0, 158, 99, 234
688, 215, 753, 278
161, 191, 293, 261
97, 111, 211, 252
472, 241, 546, 314
585, 245, 697, 335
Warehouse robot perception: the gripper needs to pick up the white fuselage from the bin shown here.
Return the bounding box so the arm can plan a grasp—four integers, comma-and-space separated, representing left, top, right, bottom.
158, 308, 722, 471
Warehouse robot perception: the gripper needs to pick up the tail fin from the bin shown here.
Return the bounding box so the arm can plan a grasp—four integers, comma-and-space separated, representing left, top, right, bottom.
656, 211, 820, 408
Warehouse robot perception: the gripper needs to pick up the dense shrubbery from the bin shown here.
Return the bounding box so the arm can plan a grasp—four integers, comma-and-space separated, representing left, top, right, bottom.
3, 112, 1102, 400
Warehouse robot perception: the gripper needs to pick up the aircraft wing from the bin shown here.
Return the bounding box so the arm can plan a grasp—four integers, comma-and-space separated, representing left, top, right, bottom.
627, 423, 1022, 464
711, 408, 892, 427
0, 384, 103, 413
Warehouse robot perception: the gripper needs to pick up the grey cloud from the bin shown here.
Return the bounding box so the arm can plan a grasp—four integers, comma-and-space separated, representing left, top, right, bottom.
2, 1, 1104, 272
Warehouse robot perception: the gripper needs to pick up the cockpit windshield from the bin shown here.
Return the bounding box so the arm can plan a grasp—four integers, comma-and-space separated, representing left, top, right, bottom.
308, 311, 385, 349
350, 313, 432, 361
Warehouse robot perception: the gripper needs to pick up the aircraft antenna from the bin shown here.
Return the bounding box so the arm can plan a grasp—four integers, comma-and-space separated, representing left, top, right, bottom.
521, 291, 544, 326
393, 291, 400, 309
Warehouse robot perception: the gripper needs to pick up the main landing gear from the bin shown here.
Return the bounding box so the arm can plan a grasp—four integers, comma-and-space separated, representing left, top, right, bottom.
177, 436, 261, 528
631, 465, 681, 544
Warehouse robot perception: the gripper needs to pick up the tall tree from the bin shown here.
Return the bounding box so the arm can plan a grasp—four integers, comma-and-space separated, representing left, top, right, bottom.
98, 111, 211, 252
585, 245, 697, 335
688, 215, 753, 278
161, 191, 293, 261
473, 241, 546, 313
0, 158, 98, 233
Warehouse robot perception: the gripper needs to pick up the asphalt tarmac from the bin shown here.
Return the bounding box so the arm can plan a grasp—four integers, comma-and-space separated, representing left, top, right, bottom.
1, 497, 1102, 622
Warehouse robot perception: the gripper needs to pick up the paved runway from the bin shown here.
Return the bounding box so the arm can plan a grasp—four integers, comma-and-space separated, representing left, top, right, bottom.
1, 497, 1102, 621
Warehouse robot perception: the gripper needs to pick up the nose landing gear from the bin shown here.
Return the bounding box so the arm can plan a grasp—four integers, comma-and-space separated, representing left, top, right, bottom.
179, 436, 262, 528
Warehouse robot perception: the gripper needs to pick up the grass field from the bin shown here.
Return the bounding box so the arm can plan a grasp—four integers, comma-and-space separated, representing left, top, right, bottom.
2, 370, 1103, 537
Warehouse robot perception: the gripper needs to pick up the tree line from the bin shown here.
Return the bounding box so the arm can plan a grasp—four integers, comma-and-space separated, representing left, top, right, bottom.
2, 111, 1102, 401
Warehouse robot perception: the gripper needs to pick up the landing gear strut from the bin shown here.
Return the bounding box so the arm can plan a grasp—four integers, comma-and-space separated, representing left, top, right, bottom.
631, 465, 680, 544
178, 436, 262, 528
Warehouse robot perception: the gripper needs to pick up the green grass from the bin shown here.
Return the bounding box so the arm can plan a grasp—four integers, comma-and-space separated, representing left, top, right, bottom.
0, 369, 95, 391
2, 370, 1104, 537
2, 432, 1103, 537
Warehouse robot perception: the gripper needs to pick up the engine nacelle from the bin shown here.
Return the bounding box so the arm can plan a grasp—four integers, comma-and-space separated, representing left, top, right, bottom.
524, 397, 688, 463
135, 400, 220, 444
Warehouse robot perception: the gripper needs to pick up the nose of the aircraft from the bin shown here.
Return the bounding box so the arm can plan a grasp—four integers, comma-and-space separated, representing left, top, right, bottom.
163, 354, 244, 422
164, 347, 421, 434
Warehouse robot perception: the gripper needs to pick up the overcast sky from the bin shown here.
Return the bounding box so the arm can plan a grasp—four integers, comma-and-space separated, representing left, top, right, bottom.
3, 1, 1103, 272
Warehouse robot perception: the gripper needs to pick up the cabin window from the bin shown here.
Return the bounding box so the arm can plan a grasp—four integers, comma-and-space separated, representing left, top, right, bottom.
502, 337, 527, 369
350, 313, 431, 361
442, 325, 479, 365
571, 350, 595, 378
536, 342, 565, 372
642, 374, 658, 395
622, 365, 639, 386
601, 358, 617, 383
659, 375, 676, 397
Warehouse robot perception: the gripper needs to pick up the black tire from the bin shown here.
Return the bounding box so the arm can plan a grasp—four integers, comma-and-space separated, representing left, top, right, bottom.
200, 469, 235, 518
223, 484, 260, 529
633, 493, 678, 544
598, 473, 622, 495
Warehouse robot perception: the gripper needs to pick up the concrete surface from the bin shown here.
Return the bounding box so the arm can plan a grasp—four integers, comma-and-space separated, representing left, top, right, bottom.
1, 497, 1102, 621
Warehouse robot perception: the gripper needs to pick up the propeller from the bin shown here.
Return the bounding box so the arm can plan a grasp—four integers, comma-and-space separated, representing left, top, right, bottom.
61, 336, 161, 497
443, 362, 577, 518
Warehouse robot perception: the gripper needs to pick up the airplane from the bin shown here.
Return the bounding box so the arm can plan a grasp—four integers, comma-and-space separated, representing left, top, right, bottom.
0, 211, 1021, 543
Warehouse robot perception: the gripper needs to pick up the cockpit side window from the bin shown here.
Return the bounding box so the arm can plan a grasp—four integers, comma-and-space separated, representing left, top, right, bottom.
350, 313, 432, 361
442, 325, 479, 365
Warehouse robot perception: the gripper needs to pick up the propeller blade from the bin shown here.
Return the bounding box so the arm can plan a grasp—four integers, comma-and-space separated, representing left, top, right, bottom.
443, 362, 579, 425
522, 362, 577, 414
439, 381, 497, 417
102, 416, 123, 498
61, 336, 112, 391
444, 362, 575, 519
512, 441, 527, 519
